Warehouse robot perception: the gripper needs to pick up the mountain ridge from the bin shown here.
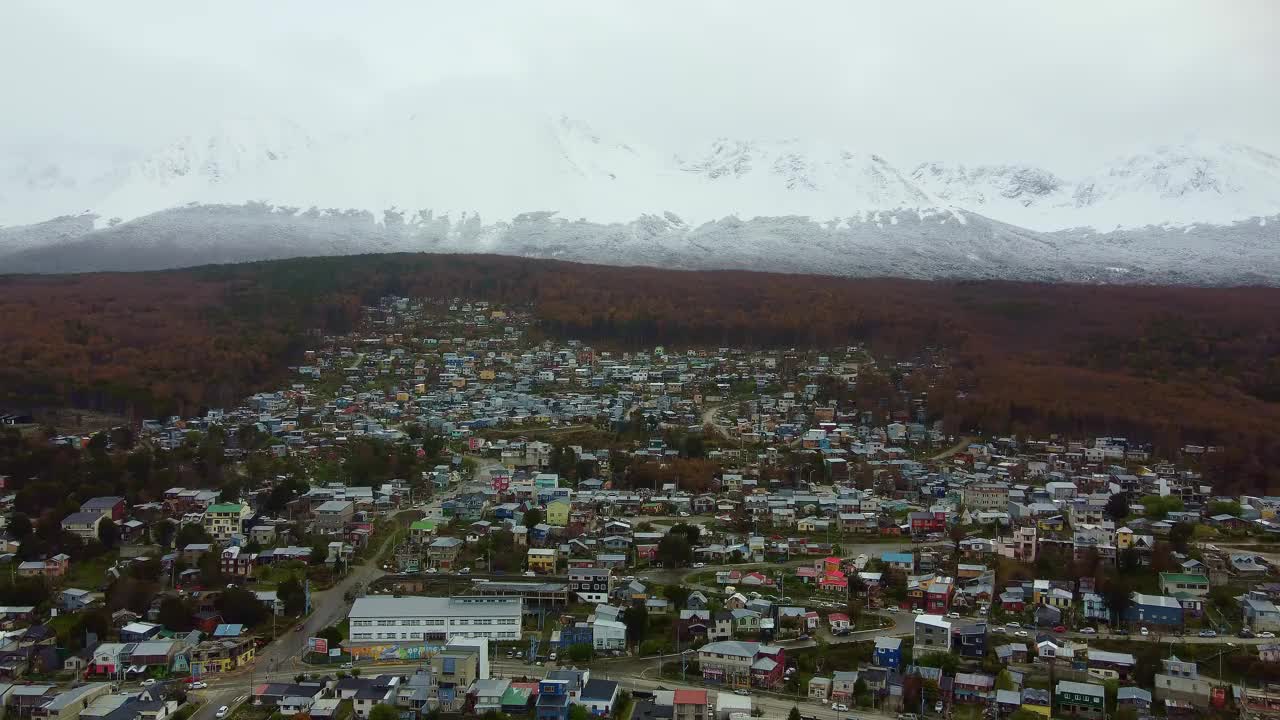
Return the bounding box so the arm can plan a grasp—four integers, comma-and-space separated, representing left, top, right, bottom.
2, 112, 1279, 281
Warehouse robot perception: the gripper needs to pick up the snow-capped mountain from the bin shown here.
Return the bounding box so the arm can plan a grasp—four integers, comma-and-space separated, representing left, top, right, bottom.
2, 105, 1279, 284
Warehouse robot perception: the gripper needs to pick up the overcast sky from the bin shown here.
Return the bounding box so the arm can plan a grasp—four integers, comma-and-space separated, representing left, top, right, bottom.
3, 0, 1277, 172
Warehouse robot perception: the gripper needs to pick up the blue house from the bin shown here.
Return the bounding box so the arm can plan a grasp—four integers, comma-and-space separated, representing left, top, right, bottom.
1124, 593, 1183, 627
558, 622, 594, 649
535, 679, 571, 720
880, 552, 914, 572
873, 637, 902, 670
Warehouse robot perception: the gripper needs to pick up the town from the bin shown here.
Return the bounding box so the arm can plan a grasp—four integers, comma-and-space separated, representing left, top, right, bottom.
1, 295, 1278, 720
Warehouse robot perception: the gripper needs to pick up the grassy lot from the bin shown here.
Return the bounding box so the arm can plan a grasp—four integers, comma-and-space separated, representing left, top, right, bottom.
64, 552, 118, 590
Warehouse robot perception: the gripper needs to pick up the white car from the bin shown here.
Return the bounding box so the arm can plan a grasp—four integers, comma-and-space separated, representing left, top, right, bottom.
459, 567, 471, 575
936, 702, 945, 713
1015, 630, 1029, 637
912, 608, 925, 614
1006, 622, 1020, 629
215, 707, 229, 719
693, 562, 706, 568
1080, 627, 1097, 634
426, 567, 438, 574
141, 679, 156, 687
1261, 631, 1277, 639
1140, 627, 1150, 636
832, 703, 850, 712
187, 681, 208, 690
946, 612, 960, 619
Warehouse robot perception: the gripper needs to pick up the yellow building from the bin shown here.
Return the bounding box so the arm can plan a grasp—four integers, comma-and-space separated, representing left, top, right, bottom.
527, 548, 557, 574
1115, 526, 1134, 550
479, 369, 496, 381
545, 499, 570, 527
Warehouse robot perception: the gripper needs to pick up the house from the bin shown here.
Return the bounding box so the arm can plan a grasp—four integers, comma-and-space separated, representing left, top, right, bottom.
874, 637, 902, 670
58, 589, 99, 612
580, 679, 620, 717
426, 537, 464, 570
314, 500, 355, 532
568, 568, 611, 604
952, 622, 987, 659
881, 552, 914, 572
698, 640, 767, 688
1056, 681, 1106, 720
954, 673, 995, 704
673, 689, 708, 720
1117, 687, 1152, 711
995, 643, 1028, 664
827, 613, 850, 634
808, 677, 832, 701
536, 679, 571, 720
1153, 656, 1212, 707
914, 614, 952, 651
80, 496, 127, 521
1244, 596, 1280, 631
1159, 573, 1209, 598
831, 670, 860, 702
61, 512, 105, 542
203, 503, 250, 542
528, 549, 557, 574
1125, 593, 1184, 628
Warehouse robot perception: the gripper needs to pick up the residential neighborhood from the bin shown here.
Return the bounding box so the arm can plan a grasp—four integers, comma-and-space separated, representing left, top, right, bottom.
1, 295, 1279, 720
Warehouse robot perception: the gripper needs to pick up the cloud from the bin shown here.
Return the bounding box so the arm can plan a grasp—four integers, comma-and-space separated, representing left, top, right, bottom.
2, 0, 1276, 171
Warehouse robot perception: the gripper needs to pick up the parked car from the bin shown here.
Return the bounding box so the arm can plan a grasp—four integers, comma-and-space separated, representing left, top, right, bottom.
912, 608, 925, 615
1260, 631, 1276, 638
935, 702, 945, 713
946, 612, 960, 619
426, 567, 438, 574
188, 681, 208, 690
693, 562, 706, 568
797, 634, 811, 641
832, 703, 850, 712
141, 679, 156, 687
1053, 625, 1067, 633
1006, 621, 1020, 629
1240, 628, 1256, 638
215, 707, 229, 719
549, 652, 558, 661
734, 689, 751, 696
1140, 627, 1150, 636
1199, 629, 1217, 638
459, 567, 471, 575
1080, 627, 1096, 634
1015, 630, 1029, 638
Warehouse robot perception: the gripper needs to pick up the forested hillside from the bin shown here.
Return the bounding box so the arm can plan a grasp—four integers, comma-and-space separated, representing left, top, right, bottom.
2, 253, 1279, 490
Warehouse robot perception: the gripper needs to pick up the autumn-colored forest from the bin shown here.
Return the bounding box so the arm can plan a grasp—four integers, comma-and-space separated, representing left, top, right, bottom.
3, 253, 1280, 490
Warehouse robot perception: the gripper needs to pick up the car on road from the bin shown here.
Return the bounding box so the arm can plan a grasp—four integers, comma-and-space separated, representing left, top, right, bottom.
1015, 630, 1029, 638
295, 624, 304, 632
1006, 621, 1020, 628
832, 703, 849, 712
1140, 627, 1150, 636
459, 567, 470, 575
549, 652, 557, 661
1053, 625, 1067, 634
1080, 627, 1097, 634
886, 606, 899, 613
507, 650, 514, 658
342, 662, 353, 669
188, 681, 208, 690
946, 612, 960, 619
912, 608, 925, 615
1199, 629, 1217, 638
515, 651, 523, 658
679, 511, 690, 517
215, 707, 229, 719
797, 634, 811, 641
523, 571, 535, 577
734, 689, 751, 696
141, 679, 156, 687
693, 562, 706, 568
426, 567, 438, 574
1260, 631, 1276, 638
935, 701, 944, 713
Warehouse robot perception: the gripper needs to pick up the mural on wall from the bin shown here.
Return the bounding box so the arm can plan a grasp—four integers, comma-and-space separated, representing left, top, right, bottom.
347, 643, 445, 661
